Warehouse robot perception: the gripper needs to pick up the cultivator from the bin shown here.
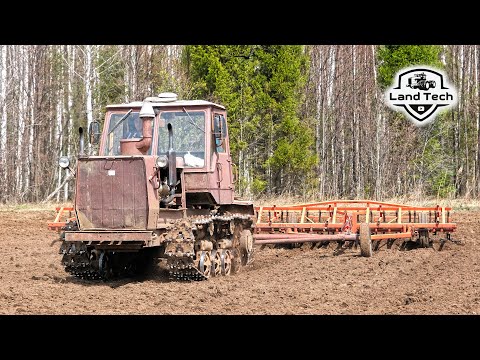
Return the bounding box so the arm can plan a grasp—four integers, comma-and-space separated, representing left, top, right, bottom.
47, 206, 74, 231
253, 200, 458, 256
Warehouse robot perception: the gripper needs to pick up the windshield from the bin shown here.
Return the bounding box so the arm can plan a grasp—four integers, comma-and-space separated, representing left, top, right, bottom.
104, 112, 152, 156
158, 111, 205, 167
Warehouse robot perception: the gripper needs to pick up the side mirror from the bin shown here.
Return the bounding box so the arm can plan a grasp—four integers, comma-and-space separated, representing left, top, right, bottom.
213, 115, 226, 138
213, 116, 221, 139
213, 115, 226, 151
88, 121, 101, 145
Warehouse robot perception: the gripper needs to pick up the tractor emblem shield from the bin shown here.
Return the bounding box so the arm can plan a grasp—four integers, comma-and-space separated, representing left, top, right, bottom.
385, 67, 457, 126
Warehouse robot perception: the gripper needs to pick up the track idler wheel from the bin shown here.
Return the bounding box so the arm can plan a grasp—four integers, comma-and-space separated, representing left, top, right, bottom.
98, 251, 112, 280
239, 229, 254, 265
359, 223, 373, 257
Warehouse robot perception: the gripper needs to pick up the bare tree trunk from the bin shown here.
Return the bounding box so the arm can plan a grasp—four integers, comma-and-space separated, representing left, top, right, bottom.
453, 46, 461, 196
15, 46, 26, 201
352, 45, 361, 198
476, 45, 480, 196
267, 119, 273, 195
85, 45, 93, 155
64, 45, 75, 202
123, 45, 130, 102
26, 46, 36, 197
56, 87, 64, 203
371, 45, 383, 200
43, 173, 73, 204
0, 45, 7, 201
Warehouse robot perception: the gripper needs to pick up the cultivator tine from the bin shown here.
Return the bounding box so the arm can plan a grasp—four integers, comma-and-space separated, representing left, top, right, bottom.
439, 239, 447, 251
333, 241, 346, 256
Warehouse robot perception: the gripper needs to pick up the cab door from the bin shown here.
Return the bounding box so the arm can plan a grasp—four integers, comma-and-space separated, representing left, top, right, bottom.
213, 113, 234, 203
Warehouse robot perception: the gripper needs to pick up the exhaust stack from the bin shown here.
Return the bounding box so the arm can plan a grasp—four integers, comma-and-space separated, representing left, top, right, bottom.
120, 101, 154, 155
161, 123, 177, 206
136, 102, 154, 153
79, 127, 84, 155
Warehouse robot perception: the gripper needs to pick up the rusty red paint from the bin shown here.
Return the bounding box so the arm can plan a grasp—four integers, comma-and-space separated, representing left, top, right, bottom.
253, 234, 359, 244
65, 231, 152, 242
76, 158, 148, 230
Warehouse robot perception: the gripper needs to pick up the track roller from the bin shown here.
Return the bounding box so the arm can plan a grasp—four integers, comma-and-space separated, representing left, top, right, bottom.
211, 249, 221, 277
220, 249, 232, 276
196, 251, 212, 278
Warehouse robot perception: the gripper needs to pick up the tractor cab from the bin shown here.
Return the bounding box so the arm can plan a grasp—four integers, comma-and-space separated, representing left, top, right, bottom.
87, 93, 235, 207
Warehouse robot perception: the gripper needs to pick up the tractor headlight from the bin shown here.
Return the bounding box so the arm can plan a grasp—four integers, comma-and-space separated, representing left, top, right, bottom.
58, 156, 70, 169
156, 155, 168, 168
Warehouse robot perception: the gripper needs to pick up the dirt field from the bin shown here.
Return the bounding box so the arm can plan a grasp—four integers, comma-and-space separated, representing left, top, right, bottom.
0, 208, 478, 315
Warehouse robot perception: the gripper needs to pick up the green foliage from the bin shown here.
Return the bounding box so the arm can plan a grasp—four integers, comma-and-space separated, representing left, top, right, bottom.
377, 45, 443, 89
251, 177, 267, 195
185, 45, 316, 196
413, 118, 456, 198
95, 46, 124, 113
266, 121, 316, 174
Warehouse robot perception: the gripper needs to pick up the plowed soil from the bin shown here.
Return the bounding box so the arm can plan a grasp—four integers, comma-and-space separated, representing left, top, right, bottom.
0, 209, 478, 315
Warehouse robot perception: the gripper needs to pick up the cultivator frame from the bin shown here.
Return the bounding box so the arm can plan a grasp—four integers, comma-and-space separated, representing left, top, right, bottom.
49, 200, 458, 259
47, 206, 75, 231
253, 200, 457, 256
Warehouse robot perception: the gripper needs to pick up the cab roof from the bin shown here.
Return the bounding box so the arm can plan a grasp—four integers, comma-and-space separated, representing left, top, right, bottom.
106, 99, 226, 110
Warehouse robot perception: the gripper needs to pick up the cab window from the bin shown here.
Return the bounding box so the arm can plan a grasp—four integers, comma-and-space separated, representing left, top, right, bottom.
213, 114, 227, 153
104, 112, 152, 155
158, 111, 205, 167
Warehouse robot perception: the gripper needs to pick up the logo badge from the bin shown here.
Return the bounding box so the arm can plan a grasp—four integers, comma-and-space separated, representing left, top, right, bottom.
385, 66, 458, 126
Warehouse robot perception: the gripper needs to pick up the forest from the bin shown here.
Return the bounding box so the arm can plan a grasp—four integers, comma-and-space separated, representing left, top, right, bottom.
0, 45, 477, 203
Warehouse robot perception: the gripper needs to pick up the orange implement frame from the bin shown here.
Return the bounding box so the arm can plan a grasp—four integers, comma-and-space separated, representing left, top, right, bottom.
253, 200, 456, 244
47, 206, 75, 232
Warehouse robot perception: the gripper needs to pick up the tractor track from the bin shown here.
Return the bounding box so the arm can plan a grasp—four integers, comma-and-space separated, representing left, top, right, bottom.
59, 213, 254, 281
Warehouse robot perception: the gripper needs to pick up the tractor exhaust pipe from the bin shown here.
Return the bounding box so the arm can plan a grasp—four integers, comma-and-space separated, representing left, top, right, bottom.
161, 123, 177, 205
121, 101, 155, 155
137, 102, 154, 153
79, 127, 84, 156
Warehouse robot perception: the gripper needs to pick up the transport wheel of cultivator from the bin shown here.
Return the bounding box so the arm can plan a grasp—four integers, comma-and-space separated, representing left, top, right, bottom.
230, 248, 242, 274
359, 223, 373, 257
418, 213, 430, 248
239, 229, 254, 265
418, 230, 430, 248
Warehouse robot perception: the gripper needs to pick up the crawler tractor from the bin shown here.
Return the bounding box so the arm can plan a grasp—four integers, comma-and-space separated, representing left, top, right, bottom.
49, 93, 458, 281
50, 93, 255, 281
